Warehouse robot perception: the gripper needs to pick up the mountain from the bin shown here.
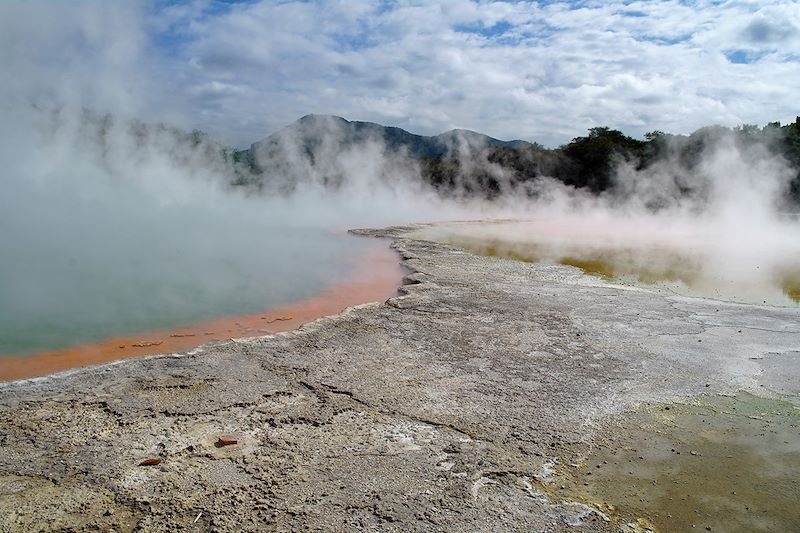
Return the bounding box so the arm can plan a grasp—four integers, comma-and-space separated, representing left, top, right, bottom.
431, 128, 530, 153
47, 109, 800, 206
245, 114, 529, 165
231, 114, 800, 207
234, 114, 533, 192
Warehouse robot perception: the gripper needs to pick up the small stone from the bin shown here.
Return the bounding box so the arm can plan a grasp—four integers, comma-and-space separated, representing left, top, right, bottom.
217, 435, 238, 447
131, 340, 163, 348
138, 458, 161, 466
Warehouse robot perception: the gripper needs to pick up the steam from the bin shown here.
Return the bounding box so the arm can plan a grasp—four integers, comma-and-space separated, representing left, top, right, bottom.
2, 2, 798, 359
0, 102, 490, 356
418, 131, 800, 305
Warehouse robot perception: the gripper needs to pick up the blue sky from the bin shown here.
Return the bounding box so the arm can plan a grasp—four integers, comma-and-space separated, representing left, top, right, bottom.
3, 1, 799, 147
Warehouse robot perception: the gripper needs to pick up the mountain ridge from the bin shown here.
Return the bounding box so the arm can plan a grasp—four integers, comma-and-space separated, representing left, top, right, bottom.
229, 113, 800, 206
248, 114, 532, 163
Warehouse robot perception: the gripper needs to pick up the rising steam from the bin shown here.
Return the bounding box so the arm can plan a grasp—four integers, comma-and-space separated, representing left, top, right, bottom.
418, 130, 800, 305
1, 2, 798, 358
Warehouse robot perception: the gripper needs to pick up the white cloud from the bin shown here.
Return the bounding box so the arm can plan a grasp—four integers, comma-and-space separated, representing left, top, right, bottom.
3, 0, 799, 147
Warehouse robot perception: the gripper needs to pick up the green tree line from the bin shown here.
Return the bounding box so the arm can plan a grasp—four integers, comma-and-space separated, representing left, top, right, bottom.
419, 117, 800, 206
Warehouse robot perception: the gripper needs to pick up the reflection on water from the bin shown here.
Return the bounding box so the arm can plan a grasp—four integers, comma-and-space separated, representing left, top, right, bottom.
788, 286, 800, 301
416, 221, 800, 306
780, 272, 800, 303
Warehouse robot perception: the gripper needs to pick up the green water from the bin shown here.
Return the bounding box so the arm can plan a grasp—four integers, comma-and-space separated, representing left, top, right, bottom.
0, 230, 375, 356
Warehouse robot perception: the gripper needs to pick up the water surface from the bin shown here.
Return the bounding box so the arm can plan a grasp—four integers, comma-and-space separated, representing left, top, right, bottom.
415, 220, 800, 306
0, 229, 379, 358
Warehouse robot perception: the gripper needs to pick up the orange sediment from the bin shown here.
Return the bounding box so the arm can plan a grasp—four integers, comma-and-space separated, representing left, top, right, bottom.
1, 243, 406, 382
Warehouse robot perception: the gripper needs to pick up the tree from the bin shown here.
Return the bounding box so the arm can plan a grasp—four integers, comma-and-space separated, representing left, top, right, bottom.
559, 127, 645, 192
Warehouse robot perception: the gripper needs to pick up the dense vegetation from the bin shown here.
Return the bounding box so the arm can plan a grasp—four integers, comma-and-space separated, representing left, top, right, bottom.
418, 118, 800, 207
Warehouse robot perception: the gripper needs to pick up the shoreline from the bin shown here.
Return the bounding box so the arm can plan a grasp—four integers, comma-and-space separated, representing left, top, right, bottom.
0, 239, 406, 382
1, 224, 798, 532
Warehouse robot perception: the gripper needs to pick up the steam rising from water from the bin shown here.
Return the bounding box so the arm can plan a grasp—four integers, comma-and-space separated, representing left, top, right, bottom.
1, 2, 798, 359
2, 102, 800, 357
0, 105, 481, 356
416, 135, 800, 305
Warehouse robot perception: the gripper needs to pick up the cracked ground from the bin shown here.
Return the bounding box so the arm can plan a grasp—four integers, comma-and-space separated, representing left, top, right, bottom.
1, 225, 798, 532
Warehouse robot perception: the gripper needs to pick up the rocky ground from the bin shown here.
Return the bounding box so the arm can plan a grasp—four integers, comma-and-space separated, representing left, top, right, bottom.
1, 224, 798, 532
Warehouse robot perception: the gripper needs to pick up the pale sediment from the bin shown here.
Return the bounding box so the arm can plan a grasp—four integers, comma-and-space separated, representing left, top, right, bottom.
0, 224, 798, 532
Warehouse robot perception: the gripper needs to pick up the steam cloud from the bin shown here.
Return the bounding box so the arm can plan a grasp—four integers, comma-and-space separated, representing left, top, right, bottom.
1, 2, 798, 356
0, 101, 489, 355
419, 131, 800, 305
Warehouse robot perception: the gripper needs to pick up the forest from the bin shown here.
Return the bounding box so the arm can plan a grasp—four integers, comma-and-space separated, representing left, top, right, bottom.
418, 118, 800, 207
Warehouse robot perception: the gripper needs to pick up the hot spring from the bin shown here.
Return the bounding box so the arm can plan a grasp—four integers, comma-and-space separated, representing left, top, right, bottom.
0, 107, 414, 379
414, 219, 800, 306
0, 227, 394, 362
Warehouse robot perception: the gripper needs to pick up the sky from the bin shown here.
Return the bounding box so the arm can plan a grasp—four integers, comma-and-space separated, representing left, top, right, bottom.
2, 0, 799, 148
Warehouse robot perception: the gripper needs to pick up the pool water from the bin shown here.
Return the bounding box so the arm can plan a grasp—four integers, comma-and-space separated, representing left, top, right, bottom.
415, 221, 800, 306
0, 229, 376, 357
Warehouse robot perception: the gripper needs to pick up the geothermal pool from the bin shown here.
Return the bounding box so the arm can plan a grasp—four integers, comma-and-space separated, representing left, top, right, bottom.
0, 230, 398, 378
415, 219, 800, 306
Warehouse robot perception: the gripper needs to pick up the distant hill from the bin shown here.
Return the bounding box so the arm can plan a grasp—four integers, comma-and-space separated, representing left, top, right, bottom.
234, 114, 533, 192
51, 109, 800, 208
431, 128, 530, 153
225, 114, 800, 207
248, 114, 530, 161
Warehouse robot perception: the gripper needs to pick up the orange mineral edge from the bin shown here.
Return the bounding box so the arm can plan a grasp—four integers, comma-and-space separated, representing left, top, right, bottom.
1, 243, 406, 382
